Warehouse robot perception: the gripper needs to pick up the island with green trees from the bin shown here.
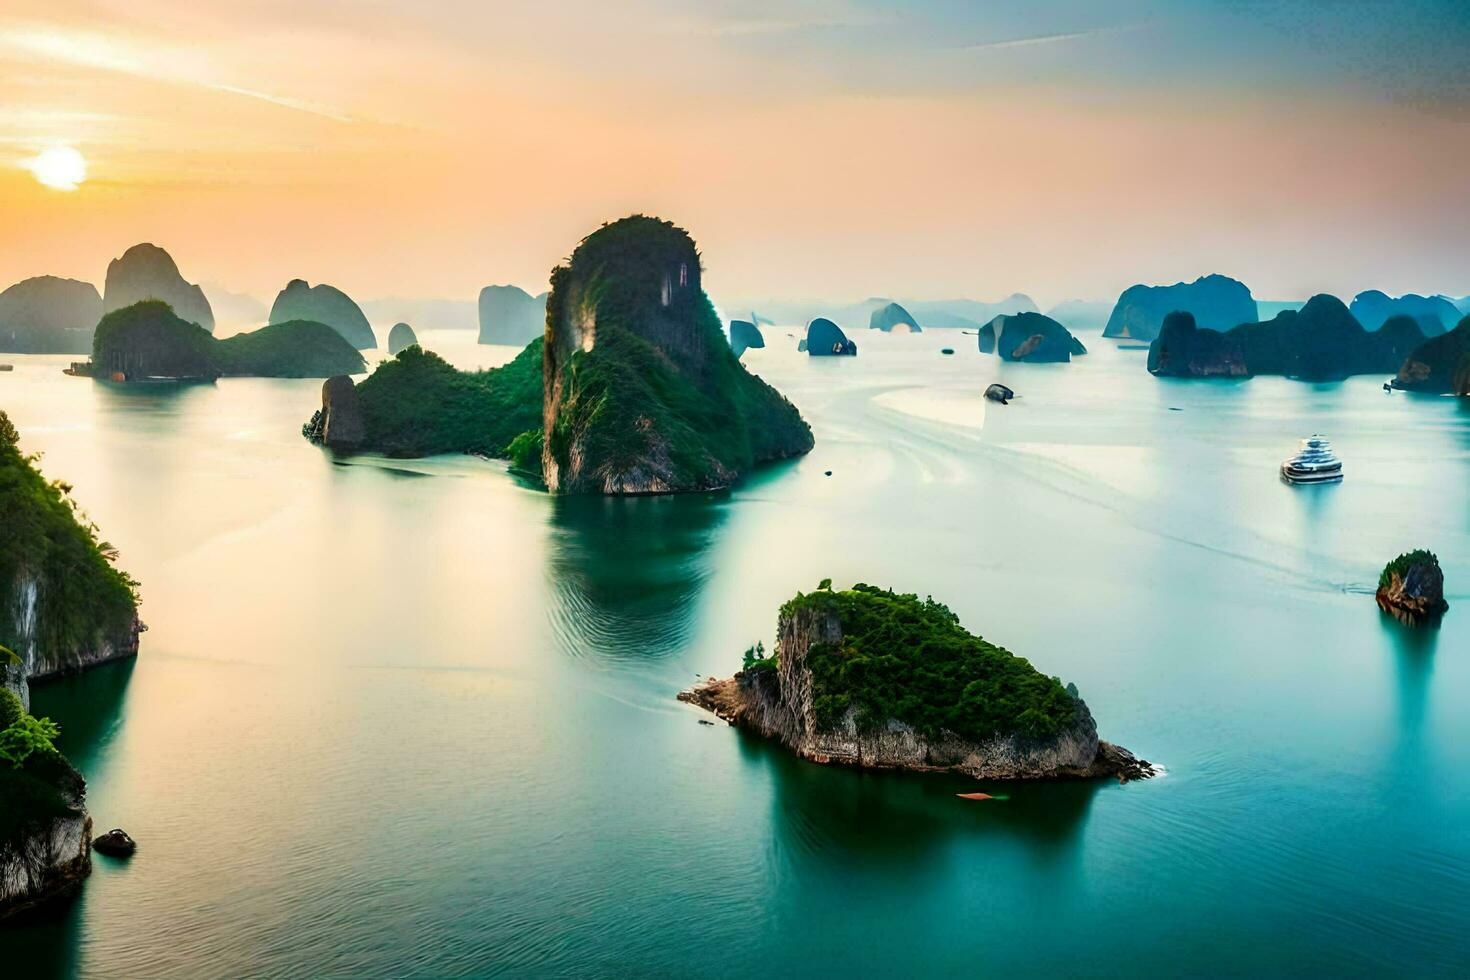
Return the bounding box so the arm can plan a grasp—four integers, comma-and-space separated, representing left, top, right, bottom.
1, 409, 142, 918
305, 215, 813, 493
87, 300, 366, 380
1376, 550, 1449, 626
680, 582, 1153, 781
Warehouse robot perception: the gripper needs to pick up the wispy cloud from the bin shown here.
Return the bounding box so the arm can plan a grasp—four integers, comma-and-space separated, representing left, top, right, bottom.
1, 26, 354, 122
964, 23, 1147, 53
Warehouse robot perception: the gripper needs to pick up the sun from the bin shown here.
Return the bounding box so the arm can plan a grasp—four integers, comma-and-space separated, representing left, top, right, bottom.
24, 146, 89, 191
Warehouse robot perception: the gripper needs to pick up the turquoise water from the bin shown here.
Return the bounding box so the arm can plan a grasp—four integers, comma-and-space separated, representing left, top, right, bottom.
4, 330, 1469, 976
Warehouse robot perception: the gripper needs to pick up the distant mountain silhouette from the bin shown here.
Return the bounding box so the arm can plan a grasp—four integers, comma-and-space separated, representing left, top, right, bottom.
1149, 294, 1422, 380
270, 279, 376, 349
0, 275, 101, 353
868, 301, 920, 332
387, 322, 418, 355
478, 284, 547, 345
1044, 299, 1111, 332
1104, 274, 1256, 342
104, 243, 214, 333
1348, 290, 1459, 336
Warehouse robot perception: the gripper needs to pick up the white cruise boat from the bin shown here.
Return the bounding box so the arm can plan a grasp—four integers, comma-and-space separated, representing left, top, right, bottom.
1280, 436, 1343, 484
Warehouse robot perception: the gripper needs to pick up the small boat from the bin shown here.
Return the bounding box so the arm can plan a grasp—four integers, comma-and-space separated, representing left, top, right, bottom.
1280, 435, 1343, 484
0, 364, 13, 372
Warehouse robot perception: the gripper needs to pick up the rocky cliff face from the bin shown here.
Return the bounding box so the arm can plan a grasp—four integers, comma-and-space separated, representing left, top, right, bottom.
103, 244, 214, 333
0, 276, 102, 354
1394, 318, 1470, 393
681, 598, 1151, 782
270, 280, 376, 349
541, 215, 813, 494
0, 807, 91, 920
1105, 274, 1256, 342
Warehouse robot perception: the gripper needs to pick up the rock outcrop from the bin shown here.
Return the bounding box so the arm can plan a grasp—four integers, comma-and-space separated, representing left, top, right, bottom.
1392, 317, 1470, 393
542, 216, 812, 493
1104, 274, 1256, 342
1149, 296, 1425, 381
478, 285, 547, 346
387, 321, 418, 355
0, 276, 102, 354
868, 302, 921, 333
979, 312, 1087, 362
1349, 290, 1459, 336
1376, 551, 1448, 626
804, 318, 856, 356
0, 777, 91, 920
103, 244, 214, 333
313, 375, 366, 450
729, 318, 764, 358
680, 584, 1152, 782
269, 280, 375, 349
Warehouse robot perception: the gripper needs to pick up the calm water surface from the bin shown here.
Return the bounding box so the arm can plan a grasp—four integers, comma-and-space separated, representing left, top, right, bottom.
4, 329, 1469, 976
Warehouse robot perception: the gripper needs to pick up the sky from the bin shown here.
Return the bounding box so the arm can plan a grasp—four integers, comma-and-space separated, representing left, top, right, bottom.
1, 0, 1468, 311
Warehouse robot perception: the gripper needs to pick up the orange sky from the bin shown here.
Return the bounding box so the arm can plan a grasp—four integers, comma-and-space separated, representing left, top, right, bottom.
3, 1, 1468, 309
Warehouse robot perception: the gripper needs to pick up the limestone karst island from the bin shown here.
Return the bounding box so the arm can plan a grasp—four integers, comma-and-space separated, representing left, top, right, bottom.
2, 3, 1469, 975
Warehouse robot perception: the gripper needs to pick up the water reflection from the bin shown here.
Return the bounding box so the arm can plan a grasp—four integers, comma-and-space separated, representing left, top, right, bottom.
1378, 612, 1439, 743
546, 494, 727, 663
742, 728, 1102, 873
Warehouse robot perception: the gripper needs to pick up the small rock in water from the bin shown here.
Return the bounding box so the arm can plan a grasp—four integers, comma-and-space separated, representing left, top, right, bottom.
824, 470, 832, 476
1168, 407, 1183, 412
697, 719, 714, 726
940, 348, 955, 355
93, 828, 136, 857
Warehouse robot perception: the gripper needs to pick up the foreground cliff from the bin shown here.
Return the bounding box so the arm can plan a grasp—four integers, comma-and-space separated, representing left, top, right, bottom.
1, 412, 141, 918
1, 410, 142, 702
0, 689, 92, 920
542, 215, 813, 493
681, 583, 1152, 782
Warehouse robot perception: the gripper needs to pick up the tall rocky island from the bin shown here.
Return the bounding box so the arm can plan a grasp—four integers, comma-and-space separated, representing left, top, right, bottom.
540, 216, 812, 492
306, 215, 813, 491
681, 583, 1152, 782
1104, 274, 1256, 342
103, 243, 214, 333
0, 410, 142, 918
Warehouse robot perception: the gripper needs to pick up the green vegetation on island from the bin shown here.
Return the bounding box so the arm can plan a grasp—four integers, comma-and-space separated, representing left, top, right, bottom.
543, 215, 812, 492
346, 341, 544, 459
91, 301, 365, 380
0, 410, 139, 672
0, 687, 82, 854
1379, 550, 1440, 590
782, 583, 1078, 742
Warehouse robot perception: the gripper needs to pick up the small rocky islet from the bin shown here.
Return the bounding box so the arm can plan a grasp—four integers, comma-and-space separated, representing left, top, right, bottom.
681, 583, 1154, 783
1376, 551, 1449, 626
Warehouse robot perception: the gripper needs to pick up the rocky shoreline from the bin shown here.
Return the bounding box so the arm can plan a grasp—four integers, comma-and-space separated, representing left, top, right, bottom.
679, 674, 1154, 783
